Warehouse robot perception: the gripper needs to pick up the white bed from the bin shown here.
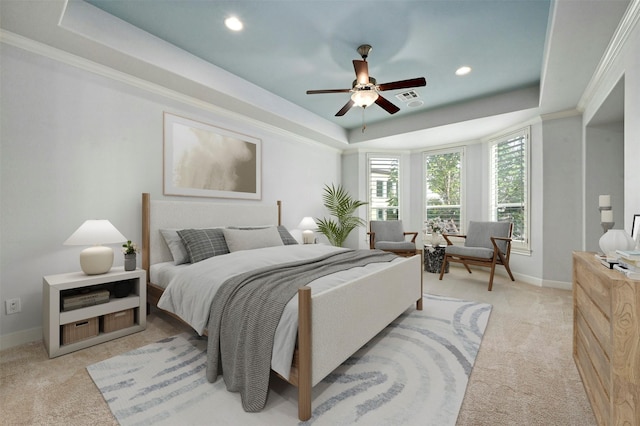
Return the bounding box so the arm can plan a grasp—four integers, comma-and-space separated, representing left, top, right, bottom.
141, 193, 423, 420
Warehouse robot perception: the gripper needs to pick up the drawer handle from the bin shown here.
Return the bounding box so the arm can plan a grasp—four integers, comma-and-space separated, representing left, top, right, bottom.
114, 311, 126, 318
75, 321, 89, 328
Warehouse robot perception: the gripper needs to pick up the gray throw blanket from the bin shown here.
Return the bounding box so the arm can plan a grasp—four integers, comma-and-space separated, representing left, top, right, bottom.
205, 249, 398, 412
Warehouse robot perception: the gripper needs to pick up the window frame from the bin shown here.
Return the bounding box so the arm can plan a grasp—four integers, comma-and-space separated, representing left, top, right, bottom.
423, 146, 466, 235
488, 127, 531, 254
366, 153, 402, 222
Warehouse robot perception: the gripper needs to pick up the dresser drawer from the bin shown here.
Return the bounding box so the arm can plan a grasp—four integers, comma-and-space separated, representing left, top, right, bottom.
575, 308, 610, 392
575, 331, 610, 425
575, 259, 611, 319
575, 283, 611, 358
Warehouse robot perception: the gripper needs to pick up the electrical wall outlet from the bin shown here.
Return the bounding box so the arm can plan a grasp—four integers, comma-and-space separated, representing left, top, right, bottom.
5, 298, 21, 315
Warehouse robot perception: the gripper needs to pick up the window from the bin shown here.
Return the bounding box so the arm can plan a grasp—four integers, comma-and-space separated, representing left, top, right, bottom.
367, 155, 400, 220
489, 127, 530, 252
424, 148, 464, 233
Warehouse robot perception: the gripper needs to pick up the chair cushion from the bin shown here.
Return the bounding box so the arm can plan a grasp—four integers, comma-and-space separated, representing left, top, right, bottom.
375, 241, 416, 252
370, 220, 405, 242
464, 221, 511, 253
446, 245, 494, 259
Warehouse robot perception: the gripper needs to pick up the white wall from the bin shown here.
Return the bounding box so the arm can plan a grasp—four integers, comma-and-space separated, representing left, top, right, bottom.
582, 10, 640, 238
585, 123, 625, 251
0, 44, 340, 346
541, 115, 583, 282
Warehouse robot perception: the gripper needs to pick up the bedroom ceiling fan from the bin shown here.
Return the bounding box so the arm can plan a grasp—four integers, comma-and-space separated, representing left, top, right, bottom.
306, 44, 427, 128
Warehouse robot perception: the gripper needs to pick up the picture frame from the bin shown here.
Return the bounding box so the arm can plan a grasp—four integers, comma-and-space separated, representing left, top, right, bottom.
163, 112, 261, 200
632, 214, 640, 242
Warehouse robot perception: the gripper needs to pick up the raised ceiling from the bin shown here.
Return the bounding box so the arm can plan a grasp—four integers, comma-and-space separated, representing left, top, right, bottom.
85, 0, 550, 131
0, 0, 631, 149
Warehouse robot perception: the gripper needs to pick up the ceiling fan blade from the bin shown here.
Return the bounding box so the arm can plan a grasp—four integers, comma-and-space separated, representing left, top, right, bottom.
353, 60, 370, 85
375, 95, 400, 115
306, 88, 351, 94
378, 77, 427, 92
335, 99, 355, 116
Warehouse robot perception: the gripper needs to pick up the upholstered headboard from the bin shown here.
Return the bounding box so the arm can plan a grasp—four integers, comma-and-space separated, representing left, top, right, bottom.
141, 193, 281, 269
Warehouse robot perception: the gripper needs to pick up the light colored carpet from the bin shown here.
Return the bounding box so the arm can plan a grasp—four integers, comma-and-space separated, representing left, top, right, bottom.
86, 295, 491, 425
0, 267, 597, 425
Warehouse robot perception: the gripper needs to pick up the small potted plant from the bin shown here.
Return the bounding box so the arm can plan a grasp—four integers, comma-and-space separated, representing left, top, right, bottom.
122, 240, 138, 271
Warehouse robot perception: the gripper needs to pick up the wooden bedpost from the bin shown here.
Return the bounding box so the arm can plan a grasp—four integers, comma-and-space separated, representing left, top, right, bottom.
277, 200, 282, 226
417, 248, 424, 310
298, 286, 312, 421
142, 192, 150, 284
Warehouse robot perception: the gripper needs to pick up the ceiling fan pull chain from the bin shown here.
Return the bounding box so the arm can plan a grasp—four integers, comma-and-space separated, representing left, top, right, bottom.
362, 108, 366, 133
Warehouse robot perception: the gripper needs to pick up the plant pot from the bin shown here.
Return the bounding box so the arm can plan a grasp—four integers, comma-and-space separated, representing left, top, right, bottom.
124, 253, 137, 271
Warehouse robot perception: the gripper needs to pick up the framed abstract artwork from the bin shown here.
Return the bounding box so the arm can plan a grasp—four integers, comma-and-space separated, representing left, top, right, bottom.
163, 113, 261, 200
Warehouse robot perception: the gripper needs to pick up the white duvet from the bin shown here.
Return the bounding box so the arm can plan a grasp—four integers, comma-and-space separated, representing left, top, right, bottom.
156, 244, 402, 379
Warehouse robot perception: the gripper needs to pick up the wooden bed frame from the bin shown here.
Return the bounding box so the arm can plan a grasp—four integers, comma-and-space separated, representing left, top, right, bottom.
140, 193, 423, 420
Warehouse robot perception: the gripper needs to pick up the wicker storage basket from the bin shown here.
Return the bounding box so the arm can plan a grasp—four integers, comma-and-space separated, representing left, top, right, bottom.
101, 309, 134, 333
61, 317, 98, 345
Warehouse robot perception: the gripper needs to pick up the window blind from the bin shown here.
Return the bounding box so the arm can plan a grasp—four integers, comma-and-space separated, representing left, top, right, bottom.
367, 155, 400, 221
490, 128, 529, 250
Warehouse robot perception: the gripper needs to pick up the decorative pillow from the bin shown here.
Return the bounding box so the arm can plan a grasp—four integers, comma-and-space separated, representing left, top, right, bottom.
227, 225, 298, 245
223, 227, 284, 252
277, 226, 298, 245
159, 229, 190, 265
177, 228, 230, 263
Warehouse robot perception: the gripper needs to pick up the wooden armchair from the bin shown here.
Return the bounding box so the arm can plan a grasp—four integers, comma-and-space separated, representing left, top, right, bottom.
439, 221, 515, 291
368, 220, 419, 257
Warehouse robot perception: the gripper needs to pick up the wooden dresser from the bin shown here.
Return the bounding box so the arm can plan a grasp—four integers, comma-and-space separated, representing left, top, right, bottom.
572, 251, 640, 426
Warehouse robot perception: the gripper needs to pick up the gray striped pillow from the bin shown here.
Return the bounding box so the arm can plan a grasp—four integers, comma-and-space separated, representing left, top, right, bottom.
177, 228, 230, 263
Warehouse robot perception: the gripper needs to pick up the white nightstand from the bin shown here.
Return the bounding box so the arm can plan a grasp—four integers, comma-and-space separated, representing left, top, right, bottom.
43, 267, 146, 358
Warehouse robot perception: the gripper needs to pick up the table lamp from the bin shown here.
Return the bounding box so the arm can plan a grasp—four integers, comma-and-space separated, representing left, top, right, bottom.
64, 220, 127, 275
298, 217, 317, 244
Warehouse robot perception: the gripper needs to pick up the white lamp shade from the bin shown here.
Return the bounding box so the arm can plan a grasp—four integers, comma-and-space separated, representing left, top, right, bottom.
599, 229, 635, 258
64, 220, 126, 275
298, 217, 317, 244
64, 220, 127, 245
298, 217, 317, 230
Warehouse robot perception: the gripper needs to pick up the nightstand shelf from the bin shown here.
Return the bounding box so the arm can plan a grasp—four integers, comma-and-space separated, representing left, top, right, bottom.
43, 267, 146, 358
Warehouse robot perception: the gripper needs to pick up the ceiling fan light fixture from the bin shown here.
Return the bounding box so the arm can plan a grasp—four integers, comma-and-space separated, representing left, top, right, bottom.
351, 89, 379, 108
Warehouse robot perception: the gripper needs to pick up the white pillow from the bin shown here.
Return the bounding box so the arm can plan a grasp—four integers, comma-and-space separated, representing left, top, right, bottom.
159, 229, 190, 265
223, 227, 284, 252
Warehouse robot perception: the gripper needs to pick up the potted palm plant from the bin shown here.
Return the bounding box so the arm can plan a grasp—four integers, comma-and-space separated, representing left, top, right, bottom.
315, 184, 368, 247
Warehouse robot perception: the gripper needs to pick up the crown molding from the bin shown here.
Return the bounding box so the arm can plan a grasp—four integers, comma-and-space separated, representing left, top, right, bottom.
578, 0, 640, 110
540, 109, 582, 122
0, 29, 343, 154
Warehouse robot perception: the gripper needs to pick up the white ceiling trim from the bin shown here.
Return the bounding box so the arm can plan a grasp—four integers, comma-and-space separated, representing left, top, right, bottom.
0, 29, 343, 154
578, 0, 640, 111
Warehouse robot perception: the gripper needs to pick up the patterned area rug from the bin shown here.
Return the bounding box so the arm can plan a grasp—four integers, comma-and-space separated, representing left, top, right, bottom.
87, 294, 491, 425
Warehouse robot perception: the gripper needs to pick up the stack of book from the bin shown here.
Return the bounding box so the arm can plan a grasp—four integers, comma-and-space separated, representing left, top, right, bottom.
614, 249, 640, 280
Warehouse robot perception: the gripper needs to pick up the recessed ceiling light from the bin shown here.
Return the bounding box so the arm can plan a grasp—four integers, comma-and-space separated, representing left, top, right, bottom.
455, 66, 472, 76
225, 16, 243, 31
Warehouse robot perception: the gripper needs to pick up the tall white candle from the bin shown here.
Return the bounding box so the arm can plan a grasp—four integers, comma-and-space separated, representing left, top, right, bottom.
601, 209, 613, 223
599, 195, 611, 207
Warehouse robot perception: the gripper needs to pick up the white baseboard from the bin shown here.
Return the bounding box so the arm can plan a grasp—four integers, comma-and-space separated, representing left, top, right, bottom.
450, 263, 572, 291
0, 327, 42, 351
507, 270, 571, 290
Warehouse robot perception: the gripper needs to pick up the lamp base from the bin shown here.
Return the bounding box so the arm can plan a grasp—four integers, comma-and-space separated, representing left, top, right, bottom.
599, 229, 635, 259
80, 246, 114, 275
302, 230, 314, 244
